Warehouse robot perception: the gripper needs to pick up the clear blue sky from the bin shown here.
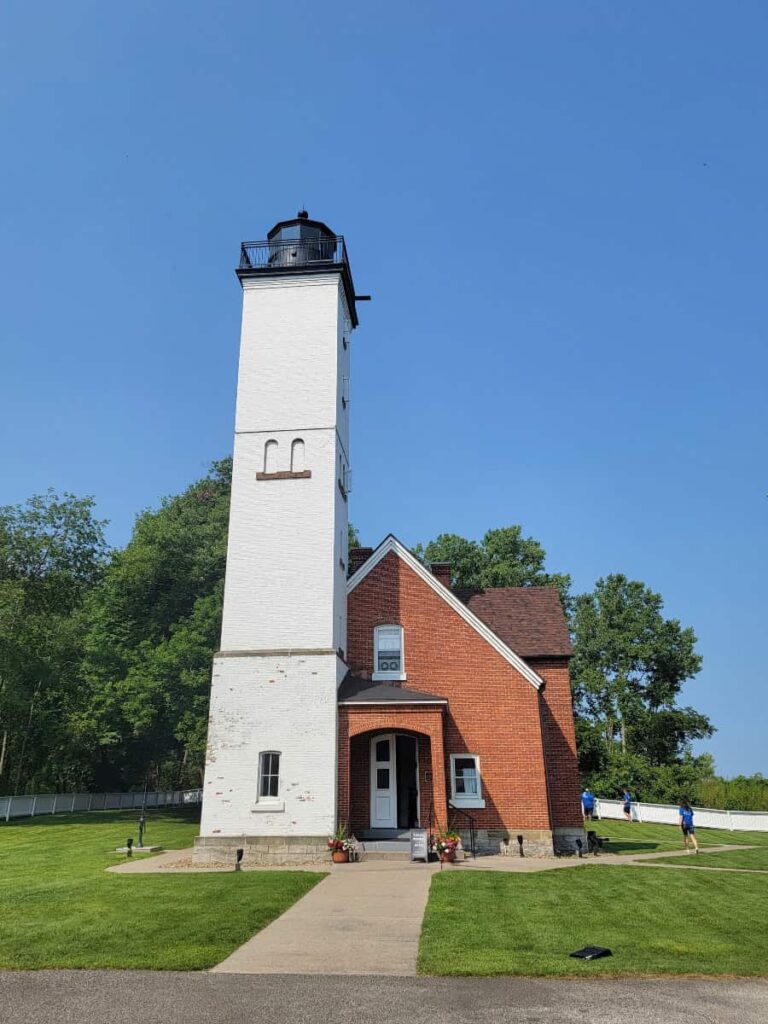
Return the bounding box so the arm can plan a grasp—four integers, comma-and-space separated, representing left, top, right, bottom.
1, 2, 766, 776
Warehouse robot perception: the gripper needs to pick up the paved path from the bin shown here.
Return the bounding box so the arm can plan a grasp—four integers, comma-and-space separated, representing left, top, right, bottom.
212, 859, 434, 975
3, 972, 768, 1024
107, 843, 750, 975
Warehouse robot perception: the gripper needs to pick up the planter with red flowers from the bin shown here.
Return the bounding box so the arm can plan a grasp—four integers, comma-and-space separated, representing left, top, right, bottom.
432, 830, 461, 863
327, 825, 353, 863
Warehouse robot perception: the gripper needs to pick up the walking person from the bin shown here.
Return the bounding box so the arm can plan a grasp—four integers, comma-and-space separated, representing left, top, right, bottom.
621, 786, 633, 822
679, 798, 699, 853
581, 787, 596, 822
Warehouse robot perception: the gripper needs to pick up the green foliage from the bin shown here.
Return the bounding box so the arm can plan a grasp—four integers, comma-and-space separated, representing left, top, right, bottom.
0, 808, 324, 969
80, 458, 231, 790
415, 526, 571, 607
0, 491, 109, 794
571, 574, 713, 801
694, 773, 768, 811
348, 521, 361, 548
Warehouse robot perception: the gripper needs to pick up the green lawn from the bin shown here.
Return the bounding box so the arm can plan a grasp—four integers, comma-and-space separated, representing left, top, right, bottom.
651, 846, 768, 872
418, 864, 768, 977
585, 817, 768, 854
0, 807, 324, 970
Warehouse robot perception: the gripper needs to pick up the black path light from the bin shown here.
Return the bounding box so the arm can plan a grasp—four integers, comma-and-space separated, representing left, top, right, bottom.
235, 848, 244, 871
126, 837, 133, 858
516, 834, 524, 857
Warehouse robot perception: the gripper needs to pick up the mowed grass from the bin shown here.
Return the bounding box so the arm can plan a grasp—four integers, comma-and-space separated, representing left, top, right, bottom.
652, 847, 768, 871
0, 808, 324, 970
584, 817, 768, 854
418, 864, 768, 977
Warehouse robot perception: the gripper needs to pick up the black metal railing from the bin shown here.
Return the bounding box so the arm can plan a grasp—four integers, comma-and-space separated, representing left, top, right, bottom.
448, 802, 477, 858
239, 235, 349, 272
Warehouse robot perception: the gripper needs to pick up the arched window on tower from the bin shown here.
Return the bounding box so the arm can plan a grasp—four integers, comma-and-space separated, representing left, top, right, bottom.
291, 438, 305, 473
264, 439, 278, 474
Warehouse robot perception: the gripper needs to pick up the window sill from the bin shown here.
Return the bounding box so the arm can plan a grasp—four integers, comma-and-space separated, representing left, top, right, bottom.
256, 471, 311, 481
251, 801, 285, 813
450, 797, 486, 809
372, 672, 407, 682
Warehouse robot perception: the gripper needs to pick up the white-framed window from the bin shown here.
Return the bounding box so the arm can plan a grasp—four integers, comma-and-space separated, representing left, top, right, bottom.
373, 624, 405, 681
450, 754, 485, 808
258, 751, 280, 799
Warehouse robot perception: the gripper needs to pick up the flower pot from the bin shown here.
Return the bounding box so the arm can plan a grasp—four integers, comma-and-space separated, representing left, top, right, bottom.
331, 850, 349, 864
438, 850, 455, 863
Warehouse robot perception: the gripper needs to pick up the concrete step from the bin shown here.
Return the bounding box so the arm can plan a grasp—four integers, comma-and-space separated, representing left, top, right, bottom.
362, 840, 411, 854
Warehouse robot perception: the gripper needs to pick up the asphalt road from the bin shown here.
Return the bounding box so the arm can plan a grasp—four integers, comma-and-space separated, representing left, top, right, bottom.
2, 972, 767, 1024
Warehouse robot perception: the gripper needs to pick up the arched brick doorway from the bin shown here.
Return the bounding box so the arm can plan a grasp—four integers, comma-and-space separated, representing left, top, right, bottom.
338, 704, 448, 836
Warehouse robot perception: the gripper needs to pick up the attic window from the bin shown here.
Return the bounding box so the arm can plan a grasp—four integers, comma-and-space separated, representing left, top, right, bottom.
373, 625, 405, 681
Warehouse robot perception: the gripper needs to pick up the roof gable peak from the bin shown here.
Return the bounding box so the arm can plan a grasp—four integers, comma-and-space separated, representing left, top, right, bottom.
346, 535, 543, 690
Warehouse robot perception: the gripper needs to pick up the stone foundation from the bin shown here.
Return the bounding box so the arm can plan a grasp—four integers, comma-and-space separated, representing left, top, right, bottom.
193, 834, 329, 867
457, 828, 556, 858
552, 826, 587, 855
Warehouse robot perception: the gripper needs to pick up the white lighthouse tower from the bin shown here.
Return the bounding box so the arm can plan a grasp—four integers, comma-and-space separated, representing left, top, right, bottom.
195, 212, 358, 864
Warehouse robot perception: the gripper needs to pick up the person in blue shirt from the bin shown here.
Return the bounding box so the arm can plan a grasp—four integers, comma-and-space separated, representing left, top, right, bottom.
581, 788, 596, 821
679, 798, 699, 853
621, 787, 633, 821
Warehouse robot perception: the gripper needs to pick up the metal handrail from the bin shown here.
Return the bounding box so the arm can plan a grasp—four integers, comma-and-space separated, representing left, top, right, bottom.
239, 236, 348, 271
448, 801, 477, 858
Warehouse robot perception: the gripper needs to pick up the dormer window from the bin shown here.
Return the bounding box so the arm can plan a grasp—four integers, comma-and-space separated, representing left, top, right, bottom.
373, 625, 405, 681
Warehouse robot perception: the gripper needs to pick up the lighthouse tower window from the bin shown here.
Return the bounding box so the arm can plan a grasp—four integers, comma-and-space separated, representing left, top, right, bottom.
373, 625, 405, 681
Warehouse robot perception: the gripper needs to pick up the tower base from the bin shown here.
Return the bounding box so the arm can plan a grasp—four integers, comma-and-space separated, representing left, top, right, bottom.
193, 834, 329, 867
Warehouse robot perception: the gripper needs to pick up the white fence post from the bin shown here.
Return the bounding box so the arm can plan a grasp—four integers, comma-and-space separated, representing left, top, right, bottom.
31, 796, 37, 817
727, 809, 733, 831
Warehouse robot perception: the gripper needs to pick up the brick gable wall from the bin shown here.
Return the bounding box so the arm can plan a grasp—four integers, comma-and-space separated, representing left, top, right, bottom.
347, 551, 558, 833
531, 658, 584, 829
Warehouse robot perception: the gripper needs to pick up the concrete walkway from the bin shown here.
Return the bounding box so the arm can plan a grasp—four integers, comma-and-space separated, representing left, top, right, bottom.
212, 859, 435, 976
107, 843, 752, 975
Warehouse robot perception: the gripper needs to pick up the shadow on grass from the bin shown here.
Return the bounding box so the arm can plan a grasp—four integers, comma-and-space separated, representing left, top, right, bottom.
0, 805, 201, 830
595, 840, 666, 853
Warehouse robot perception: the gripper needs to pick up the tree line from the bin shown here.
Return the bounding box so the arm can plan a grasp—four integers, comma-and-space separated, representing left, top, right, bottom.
1, 457, 761, 807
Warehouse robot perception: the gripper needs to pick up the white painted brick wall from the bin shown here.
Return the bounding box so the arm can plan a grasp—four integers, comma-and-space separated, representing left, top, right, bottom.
200, 654, 340, 837
200, 266, 354, 838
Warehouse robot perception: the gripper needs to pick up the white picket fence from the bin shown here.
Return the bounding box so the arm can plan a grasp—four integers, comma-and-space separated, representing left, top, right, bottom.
1, 788, 202, 823
595, 798, 768, 832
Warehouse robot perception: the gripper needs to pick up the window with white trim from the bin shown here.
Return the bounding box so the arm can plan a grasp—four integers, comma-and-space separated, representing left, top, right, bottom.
450, 754, 485, 808
373, 625, 405, 681
258, 751, 280, 799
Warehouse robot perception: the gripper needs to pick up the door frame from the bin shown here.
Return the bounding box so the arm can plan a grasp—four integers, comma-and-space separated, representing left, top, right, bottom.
369, 732, 420, 829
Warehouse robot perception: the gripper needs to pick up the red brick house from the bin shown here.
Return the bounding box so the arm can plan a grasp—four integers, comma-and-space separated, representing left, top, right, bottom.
340, 535, 584, 856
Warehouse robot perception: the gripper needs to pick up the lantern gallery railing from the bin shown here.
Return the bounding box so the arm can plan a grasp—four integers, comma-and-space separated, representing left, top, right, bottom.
239, 235, 349, 271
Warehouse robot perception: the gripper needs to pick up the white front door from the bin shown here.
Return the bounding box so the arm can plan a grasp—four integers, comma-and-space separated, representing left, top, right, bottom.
370, 734, 397, 828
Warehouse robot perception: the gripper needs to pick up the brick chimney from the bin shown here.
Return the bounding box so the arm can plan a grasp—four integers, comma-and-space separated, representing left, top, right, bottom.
430, 562, 452, 589
348, 547, 374, 577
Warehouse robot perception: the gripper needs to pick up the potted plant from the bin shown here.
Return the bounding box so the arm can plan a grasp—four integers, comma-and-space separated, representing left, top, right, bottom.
431, 830, 460, 863
327, 824, 353, 863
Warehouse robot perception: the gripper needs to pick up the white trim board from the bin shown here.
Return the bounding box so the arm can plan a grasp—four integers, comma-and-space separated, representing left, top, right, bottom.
346, 535, 543, 691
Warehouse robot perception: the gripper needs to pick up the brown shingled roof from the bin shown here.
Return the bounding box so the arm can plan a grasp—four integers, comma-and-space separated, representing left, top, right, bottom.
456, 587, 572, 658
